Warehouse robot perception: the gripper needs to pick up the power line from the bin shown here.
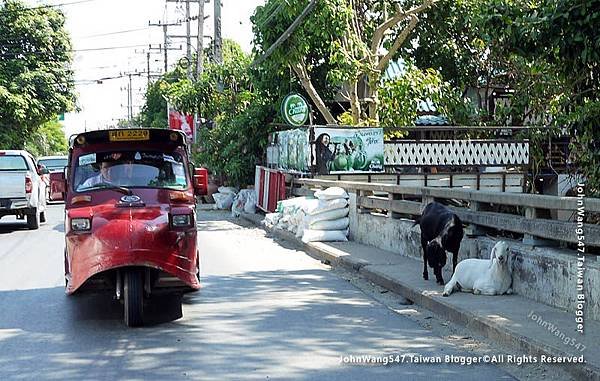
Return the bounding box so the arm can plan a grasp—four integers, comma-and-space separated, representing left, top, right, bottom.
0, 43, 151, 57
74, 44, 149, 52
79, 27, 150, 39
0, 0, 98, 12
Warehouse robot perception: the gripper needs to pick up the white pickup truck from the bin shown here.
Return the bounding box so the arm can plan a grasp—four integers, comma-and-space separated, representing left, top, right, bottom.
0, 150, 48, 229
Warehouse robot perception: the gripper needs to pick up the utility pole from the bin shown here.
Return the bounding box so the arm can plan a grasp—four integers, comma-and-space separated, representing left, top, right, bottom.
135, 48, 163, 85
123, 72, 143, 124
147, 52, 151, 85
166, 0, 208, 79
128, 73, 133, 121
214, 0, 222, 64
197, 0, 205, 77
185, 0, 191, 78
149, 20, 181, 73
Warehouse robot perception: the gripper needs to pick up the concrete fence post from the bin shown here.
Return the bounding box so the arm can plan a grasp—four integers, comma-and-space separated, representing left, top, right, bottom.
465, 201, 485, 237
388, 192, 403, 219
348, 191, 358, 240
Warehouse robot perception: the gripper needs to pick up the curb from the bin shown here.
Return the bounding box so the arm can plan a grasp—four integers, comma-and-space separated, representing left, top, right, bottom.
240, 213, 599, 381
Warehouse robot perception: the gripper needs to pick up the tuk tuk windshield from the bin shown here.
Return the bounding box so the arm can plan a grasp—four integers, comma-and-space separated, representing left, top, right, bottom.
74, 150, 188, 192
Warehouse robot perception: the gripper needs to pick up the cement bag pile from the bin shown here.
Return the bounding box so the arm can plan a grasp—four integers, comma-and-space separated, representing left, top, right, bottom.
301, 187, 350, 243
276, 197, 318, 233
213, 186, 238, 210
261, 197, 319, 233
231, 189, 256, 217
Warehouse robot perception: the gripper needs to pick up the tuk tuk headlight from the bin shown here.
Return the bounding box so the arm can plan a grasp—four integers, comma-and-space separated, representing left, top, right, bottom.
71, 218, 91, 232
171, 214, 193, 228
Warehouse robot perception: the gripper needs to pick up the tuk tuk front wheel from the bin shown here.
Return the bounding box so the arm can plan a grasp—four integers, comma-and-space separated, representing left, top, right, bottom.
124, 270, 144, 327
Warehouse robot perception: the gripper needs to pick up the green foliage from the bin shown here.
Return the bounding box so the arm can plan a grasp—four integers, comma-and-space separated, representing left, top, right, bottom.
251, 0, 350, 123
403, 0, 600, 193
152, 39, 276, 187
0, 0, 76, 149
138, 80, 167, 128
379, 65, 472, 128
193, 99, 275, 187
24, 119, 68, 156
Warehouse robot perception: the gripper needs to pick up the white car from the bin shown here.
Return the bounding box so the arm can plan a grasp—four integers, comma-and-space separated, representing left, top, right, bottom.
0, 150, 48, 229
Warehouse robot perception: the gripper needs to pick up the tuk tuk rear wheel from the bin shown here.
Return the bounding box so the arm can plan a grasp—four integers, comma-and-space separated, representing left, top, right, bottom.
124, 270, 144, 327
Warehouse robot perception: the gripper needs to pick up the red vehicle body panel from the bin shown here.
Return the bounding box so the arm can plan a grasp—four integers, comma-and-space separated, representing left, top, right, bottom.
49, 172, 65, 201
64, 133, 200, 295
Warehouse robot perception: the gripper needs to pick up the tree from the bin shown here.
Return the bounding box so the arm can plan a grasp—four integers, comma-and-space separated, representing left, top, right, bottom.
0, 0, 76, 149
252, 0, 437, 125
379, 65, 471, 128
402, 0, 600, 192
24, 119, 68, 156
138, 80, 167, 128
153, 39, 275, 187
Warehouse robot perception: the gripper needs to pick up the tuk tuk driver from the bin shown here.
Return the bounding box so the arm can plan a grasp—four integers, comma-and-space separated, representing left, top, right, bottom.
78, 161, 113, 189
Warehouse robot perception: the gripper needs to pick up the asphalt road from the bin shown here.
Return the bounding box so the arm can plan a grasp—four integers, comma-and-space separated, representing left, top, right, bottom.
0, 204, 515, 380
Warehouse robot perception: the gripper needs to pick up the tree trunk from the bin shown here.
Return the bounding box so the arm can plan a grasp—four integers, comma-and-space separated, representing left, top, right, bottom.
290, 62, 337, 125
349, 79, 361, 125
367, 72, 381, 124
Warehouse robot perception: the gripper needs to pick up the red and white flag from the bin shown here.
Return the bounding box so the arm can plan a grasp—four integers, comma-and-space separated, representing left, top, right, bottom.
168, 108, 195, 143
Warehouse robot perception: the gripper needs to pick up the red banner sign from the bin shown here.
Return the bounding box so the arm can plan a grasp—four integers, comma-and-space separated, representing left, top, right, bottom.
168, 108, 195, 143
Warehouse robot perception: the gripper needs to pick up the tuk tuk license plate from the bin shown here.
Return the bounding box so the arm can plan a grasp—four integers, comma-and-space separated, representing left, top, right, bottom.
109, 130, 150, 142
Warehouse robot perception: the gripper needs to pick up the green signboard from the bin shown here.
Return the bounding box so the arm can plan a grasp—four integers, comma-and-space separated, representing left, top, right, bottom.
281, 93, 309, 126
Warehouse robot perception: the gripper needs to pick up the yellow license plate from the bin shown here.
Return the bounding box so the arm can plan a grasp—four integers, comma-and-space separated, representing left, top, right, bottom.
109, 130, 150, 141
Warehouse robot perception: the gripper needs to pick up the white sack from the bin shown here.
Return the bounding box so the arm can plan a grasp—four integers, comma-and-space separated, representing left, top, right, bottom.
304, 207, 349, 225
295, 222, 305, 238
263, 213, 281, 228
218, 186, 238, 195
300, 199, 320, 213
244, 190, 257, 214
302, 229, 348, 243
310, 217, 349, 231
213, 192, 234, 210
306, 198, 348, 216
314, 187, 349, 200
231, 190, 253, 217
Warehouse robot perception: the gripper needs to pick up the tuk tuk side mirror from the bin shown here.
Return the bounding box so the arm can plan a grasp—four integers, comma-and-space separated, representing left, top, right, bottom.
193, 167, 208, 196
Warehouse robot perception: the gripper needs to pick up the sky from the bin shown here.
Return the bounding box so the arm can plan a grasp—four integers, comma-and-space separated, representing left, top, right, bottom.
27, 0, 265, 138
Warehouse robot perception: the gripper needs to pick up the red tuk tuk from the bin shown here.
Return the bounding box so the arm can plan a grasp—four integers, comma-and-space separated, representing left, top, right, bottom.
63, 128, 207, 326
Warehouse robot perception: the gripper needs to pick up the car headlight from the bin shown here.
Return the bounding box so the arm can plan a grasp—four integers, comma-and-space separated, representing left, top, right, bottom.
171, 214, 193, 228
71, 218, 91, 232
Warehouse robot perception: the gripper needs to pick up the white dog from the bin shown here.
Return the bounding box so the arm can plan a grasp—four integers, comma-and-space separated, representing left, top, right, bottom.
442, 241, 513, 297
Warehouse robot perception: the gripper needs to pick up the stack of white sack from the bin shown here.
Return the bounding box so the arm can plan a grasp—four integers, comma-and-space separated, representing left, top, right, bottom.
259, 197, 319, 233
301, 187, 350, 243
231, 189, 257, 217
263, 212, 281, 229
212, 186, 238, 210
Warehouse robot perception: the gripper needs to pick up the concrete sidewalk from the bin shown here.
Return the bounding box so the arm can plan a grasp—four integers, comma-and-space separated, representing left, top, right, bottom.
240, 212, 599, 381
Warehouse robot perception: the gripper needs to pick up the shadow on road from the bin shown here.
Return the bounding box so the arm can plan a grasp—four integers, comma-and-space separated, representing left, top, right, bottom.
53, 222, 65, 233
0, 221, 29, 234
0, 210, 515, 380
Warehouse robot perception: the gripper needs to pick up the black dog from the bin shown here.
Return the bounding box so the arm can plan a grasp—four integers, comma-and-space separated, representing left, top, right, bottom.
418, 202, 464, 285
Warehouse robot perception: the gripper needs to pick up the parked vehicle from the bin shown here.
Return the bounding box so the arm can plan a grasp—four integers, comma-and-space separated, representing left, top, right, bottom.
38, 155, 68, 201
0, 150, 48, 229
62, 128, 208, 327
